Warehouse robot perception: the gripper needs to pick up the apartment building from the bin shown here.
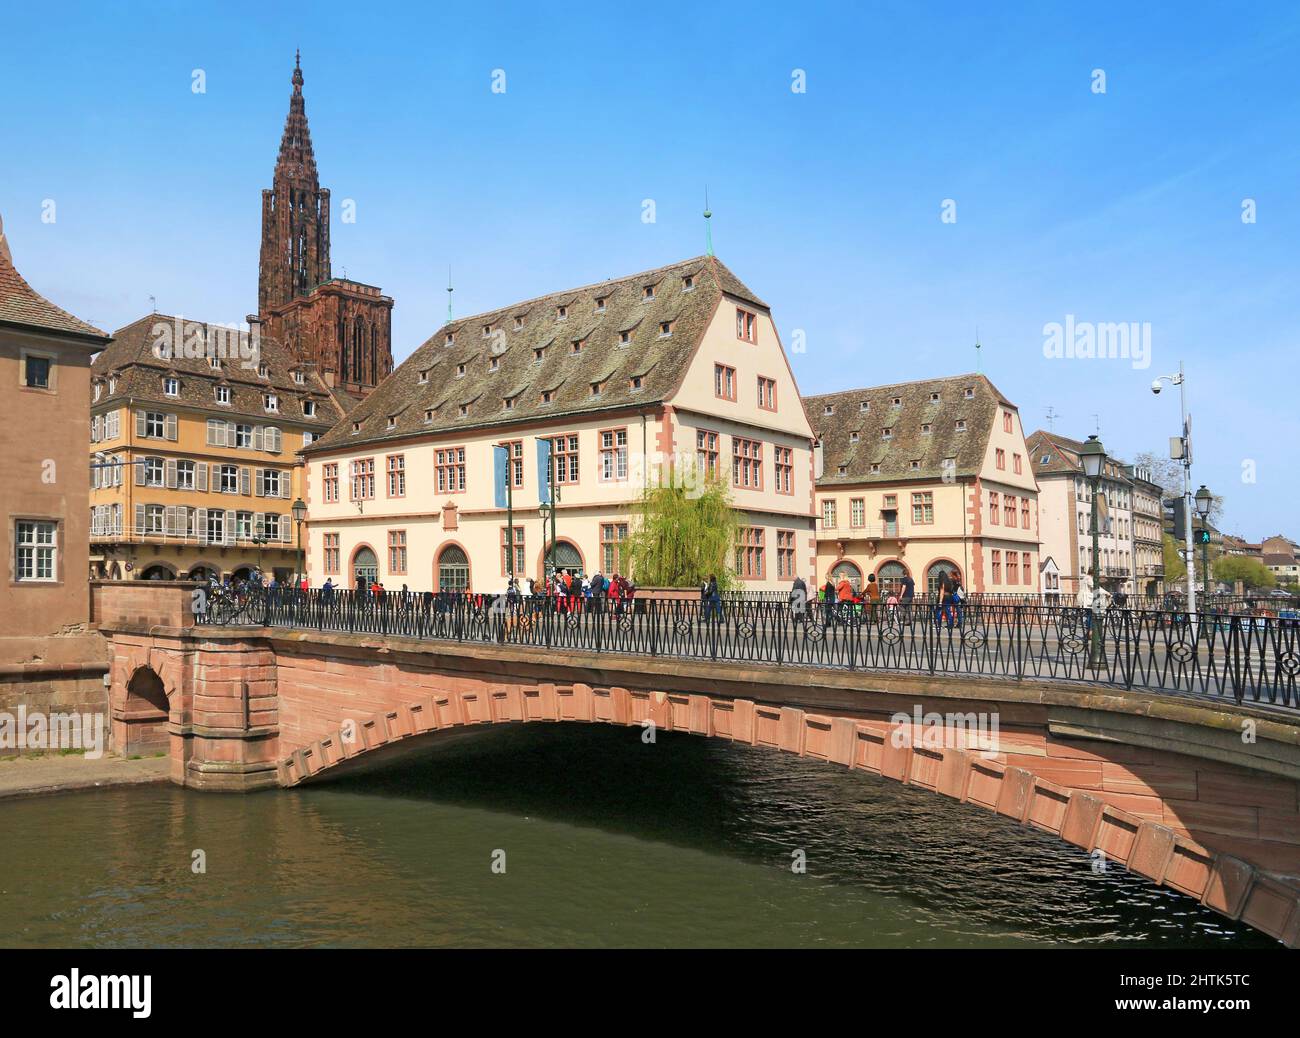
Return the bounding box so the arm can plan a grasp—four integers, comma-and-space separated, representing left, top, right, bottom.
806, 374, 1040, 595
1126, 464, 1165, 597
89, 315, 346, 582
302, 256, 816, 592
1029, 430, 1136, 596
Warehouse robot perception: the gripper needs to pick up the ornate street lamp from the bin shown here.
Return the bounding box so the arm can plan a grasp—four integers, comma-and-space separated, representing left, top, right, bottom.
292, 497, 308, 587
1078, 434, 1107, 669
1195, 484, 1212, 596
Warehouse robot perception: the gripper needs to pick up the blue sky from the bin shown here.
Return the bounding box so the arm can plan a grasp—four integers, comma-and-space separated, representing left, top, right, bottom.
3, 1, 1298, 537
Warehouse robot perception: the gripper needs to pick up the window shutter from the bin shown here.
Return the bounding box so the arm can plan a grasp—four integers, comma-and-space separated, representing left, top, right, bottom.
197, 508, 208, 545
254, 469, 265, 497
253, 426, 264, 452
281, 518, 291, 543
165, 413, 178, 441
135, 411, 147, 438
281, 477, 291, 500
240, 467, 251, 495
91, 416, 100, 443
227, 421, 237, 448
134, 503, 145, 534
135, 458, 146, 486
225, 510, 236, 546
165, 459, 177, 489
163, 505, 175, 536
196, 462, 208, 492
206, 419, 216, 446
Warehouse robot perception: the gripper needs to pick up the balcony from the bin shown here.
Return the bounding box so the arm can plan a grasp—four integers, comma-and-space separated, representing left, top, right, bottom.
92, 527, 294, 549
817, 520, 903, 540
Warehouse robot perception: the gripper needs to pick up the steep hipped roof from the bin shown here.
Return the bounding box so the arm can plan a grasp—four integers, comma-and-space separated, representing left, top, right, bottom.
306, 255, 765, 453
92, 313, 345, 428
0, 219, 109, 343
1028, 429, 1134, 484
806, 373, 1012, 485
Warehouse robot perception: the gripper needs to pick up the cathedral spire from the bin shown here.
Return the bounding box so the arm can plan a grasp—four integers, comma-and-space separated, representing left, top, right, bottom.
275, 51, 317, 180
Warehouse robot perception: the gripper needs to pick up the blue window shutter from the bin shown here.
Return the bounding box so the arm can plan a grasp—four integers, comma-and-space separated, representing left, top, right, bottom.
536, 438, 552, 505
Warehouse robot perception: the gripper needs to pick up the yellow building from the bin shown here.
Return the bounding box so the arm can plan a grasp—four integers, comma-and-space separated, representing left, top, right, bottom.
89, 314, 348, 582
807, 375, 1040, 595
302, 256, 817, 591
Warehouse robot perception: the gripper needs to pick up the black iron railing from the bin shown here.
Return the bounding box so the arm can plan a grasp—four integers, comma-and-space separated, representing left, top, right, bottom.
194, 588, 1300, 712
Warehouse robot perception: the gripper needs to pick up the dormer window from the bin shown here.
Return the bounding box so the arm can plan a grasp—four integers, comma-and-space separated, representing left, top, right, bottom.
870, 463, 881, 475
418, 369, 429, 384
823, 404, 834, 416
108, 377, 117, 394
955, 419, 967, 431
658, 321, 672, 338
503, 396, 516, 411
541, 389, 554, 404
263, 393, 278, 412
682, 275, 694, 291
882, 427, 893, 440
859, 401, 869, 412
387, 415, 398, 430
642, 285, 655, 301
849, 431, 859, 444
595, 296, 607, 313
293, 370, 306, 384
258, 364, 269, 378
445, 332, 455, 346
963, 386, 974, 399
456, 363, 466, 377
556, 305, 568, 320
458, 404, 468, 417
629, 375, 644, 391
891, 397, 902, 407
513, 316, 524, 330
618, 330, 631, 346
837, 465, 848, 476
163, 377, 180, 397
488, 357, 500, 372
351, 421, 361, 434
424, 409, 435, 423
909, 460, 921, 471
208, 357, 221, 370
482, 323, 493, 337
930, 392, 941, 402
572, 338, 585, 354
93, 383, 101, 402
303, 401, 316, 418
214, 386, 230, 405
590, 381, 602, 397
921, 423, 932, 434
534, 347, 545, 362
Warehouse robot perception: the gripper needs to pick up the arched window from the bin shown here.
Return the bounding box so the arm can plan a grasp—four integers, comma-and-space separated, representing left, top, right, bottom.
370, 325, 378, 385
351, 317, 365, 382
126, 667, 168, 715
830, 560, 862, 590
926, 561, 961, 597
548, 541, 584, 579
877, 561, 909, 595
353, 547, 379, 587
437, 544, 470, 591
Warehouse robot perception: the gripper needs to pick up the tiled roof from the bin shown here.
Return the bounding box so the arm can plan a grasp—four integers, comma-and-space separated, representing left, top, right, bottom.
92, 313, 345, 428
305, 255, 764, 453
1028, 430, 1134, 484
806, 373, 1010, 485
0, 224, 110, 342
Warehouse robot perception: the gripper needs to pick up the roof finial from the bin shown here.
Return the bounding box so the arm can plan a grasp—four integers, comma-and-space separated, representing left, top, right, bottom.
0, 211, 11, 266
292, 50, 303, 90
447, 265, 454, 322
974, 326, 982, 374
703, 186, 713, 258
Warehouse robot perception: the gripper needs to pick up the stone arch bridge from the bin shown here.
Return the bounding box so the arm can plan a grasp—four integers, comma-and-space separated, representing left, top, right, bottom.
92, 581, 1300, 946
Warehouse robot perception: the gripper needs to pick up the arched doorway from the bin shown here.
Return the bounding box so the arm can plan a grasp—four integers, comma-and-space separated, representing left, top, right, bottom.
140, 563, 175, 581
437, 544, 470, 592
830, 560, 862, 591
926, 560, 961, 597
876, 560, 909, 597
352, 546, 379, 588
122, 666, 169, 755
545, 540, 584, 580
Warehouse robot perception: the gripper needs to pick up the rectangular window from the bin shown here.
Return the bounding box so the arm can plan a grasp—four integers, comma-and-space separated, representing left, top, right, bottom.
821, 499, 837, 528
350, 458, 376, 500
736, 308, 757, 343
23, 355, 52, 389
734, 527, 764, 579
144, 412, 165, 438
144, 456, 165, 487
1022, 552, 1032, 585
219, 464, 239, 494
15, 520, 57, 581
757, 376, 777, 411
215, 386, 230, 405
176, 460, 195, 490
236, 511, 255, 540
776, 530, 795, 578
1004, 495, 1017, 526
323, 463, 339, 503
714, 363, 736, 401
1007, 549, 1019, 584
989, 491, 1000, 525
500, 526, 525, 576
386, 454, 406, 497
850, 498, 865, 527
234, 424, 253, 448
1021, 498, 1031, 529
323, 532, 340, 574
732, 437, 763, 490
601, 522, 629, 574
1003, 411, 1013, 433
388, 530, 408, 575
599, 428, 628, 481
995, 448, 1006, 470
500, 440, 524, 488
435, 447, 467, 494
991, 549, 1002, 583
163, 377, 179, 397
911, 492, 934, 525
552, 435, 579, 485
206, 510, 225, 544
773, 445, 793, 494
1013, 453, 1023, 474
696, 430, 719, 479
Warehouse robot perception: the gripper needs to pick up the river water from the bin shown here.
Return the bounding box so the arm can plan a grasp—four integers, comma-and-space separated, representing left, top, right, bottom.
0, 724, 1275, 948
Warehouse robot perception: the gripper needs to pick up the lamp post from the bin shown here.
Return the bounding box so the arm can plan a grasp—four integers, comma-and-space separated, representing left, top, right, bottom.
1078, 434, 1107, 669
292, 497, 307, 587
1195, 484, 1212, 598
1151, 362, 1196, 614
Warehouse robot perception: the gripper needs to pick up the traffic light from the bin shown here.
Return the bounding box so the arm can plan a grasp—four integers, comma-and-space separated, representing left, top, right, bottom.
1195, 529, 1212, 545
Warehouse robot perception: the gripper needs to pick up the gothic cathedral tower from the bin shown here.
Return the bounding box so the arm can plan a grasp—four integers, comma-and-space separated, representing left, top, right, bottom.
258, 54, 393, 397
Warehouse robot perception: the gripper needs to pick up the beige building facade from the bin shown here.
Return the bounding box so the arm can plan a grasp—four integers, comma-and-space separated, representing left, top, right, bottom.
807, 375, 1040, 596
302, 257, 816, 592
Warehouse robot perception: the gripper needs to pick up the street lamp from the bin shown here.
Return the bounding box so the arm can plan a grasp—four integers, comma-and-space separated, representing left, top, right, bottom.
1195, 484, 1212, 597
1151, 362, 1197, 614
1078, 434, 1107, 669
292, 497, 307, 587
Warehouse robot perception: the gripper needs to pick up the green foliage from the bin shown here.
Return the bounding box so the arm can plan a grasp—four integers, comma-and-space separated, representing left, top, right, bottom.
1162, 533, 1186, 583
626, 465, 741, 590
1212, 554, 1276, 589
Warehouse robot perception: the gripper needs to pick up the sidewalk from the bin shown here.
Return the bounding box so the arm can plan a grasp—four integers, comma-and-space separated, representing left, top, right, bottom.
0, 753, 170, 800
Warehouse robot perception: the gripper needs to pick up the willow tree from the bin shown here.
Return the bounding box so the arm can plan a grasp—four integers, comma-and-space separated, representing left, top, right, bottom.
626, 465, 740, 590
